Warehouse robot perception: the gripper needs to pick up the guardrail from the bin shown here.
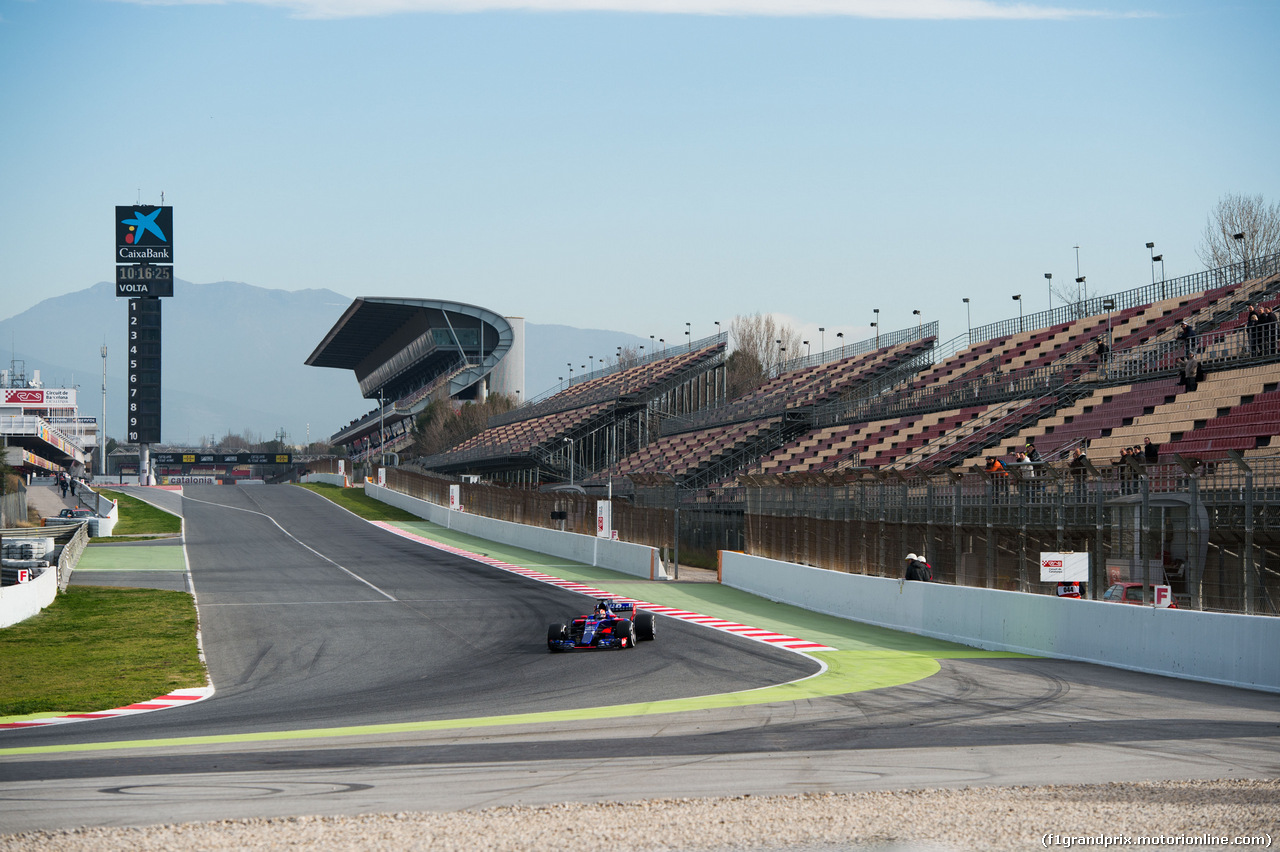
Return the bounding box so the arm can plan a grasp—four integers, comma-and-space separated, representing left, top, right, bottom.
1, 522, 89, 591
971, 252, 1280, 345
0, 415, 89, 463
773, 321, 938, 376
521, 331, 730, 408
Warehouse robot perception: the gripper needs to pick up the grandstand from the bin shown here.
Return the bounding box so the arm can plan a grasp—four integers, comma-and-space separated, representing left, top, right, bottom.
407, 253, 1280, 487
416, 335, 730, 483
382, 253, 1280, 492
373, 251, 1280, 614
306, 298, 525, 462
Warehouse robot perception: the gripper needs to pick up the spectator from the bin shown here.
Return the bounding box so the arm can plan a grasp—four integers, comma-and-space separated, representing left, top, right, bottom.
1262, 306, 1279, 356
1113, 447, 1135, 494
1176, 321, 1196, 357
1247, 311, 1262, 355
1095, 336, 1110, 369
903, 552, 933, 582
1016, 449, 1040, 500
985, 456, 1007, 476
1177, 355, 1205, 392
1143, 437, 1160, 464
1025, 441, 1042, 464
1069, 447, 1088, 496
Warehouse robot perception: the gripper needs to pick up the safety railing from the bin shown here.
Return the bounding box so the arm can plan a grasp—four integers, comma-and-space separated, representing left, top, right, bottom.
970, 252, 1280, 345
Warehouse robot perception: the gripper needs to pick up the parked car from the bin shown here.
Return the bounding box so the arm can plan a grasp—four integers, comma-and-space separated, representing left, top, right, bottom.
1103, 582, 1178, 608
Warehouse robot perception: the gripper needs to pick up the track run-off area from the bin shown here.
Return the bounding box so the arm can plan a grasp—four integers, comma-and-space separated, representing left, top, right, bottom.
1, 484, 1278, 838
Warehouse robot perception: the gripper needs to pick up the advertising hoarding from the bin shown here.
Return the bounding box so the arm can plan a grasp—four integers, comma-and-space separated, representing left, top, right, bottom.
596, 500, 612, 539
3, 388, 78, 407
115, 206, 173, 263
1040, 552, 1089, 583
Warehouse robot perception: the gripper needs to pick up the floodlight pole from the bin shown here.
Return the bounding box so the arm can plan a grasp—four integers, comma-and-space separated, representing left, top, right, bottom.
379, 387, 386, 468
100, 344, 108, 477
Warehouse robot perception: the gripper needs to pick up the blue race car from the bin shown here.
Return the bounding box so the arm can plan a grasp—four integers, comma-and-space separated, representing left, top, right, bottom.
547, 598, 656, 652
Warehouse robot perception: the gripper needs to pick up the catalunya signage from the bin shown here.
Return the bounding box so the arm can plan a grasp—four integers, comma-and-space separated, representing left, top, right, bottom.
3, 388, 77, 407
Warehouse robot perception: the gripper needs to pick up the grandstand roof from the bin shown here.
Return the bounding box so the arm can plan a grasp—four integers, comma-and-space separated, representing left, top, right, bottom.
305, 297, 514, 401
306, 297, 509, 370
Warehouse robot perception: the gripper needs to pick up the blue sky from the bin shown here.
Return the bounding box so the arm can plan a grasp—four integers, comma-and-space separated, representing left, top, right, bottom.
2, 0, 1277, 353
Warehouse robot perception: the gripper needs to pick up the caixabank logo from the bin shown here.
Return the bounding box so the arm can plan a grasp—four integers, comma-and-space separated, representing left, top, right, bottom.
116, 205, 173, 262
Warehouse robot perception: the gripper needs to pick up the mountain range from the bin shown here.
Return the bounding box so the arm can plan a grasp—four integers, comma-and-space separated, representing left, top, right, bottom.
0, 280, 649, 448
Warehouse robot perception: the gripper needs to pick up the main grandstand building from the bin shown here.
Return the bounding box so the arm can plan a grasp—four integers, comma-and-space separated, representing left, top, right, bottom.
306, 298, 524, 463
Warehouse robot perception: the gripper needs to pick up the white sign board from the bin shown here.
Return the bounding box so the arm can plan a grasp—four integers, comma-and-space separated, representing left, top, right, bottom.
1153, 584, 1174, 608
2, 388, 77, 408
377, 467, 386, 487
596, 500, 612, 539
337, 459, 345, 477
449, 484, 461, 511
1040, 552, 1089, 583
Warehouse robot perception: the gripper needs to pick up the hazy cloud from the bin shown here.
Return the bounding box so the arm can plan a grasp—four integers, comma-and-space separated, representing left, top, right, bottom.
117, 0, 1137, 21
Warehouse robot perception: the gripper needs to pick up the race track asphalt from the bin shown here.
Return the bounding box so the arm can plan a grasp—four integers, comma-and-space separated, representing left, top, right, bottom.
4, 484, 816, 744
1, 485, 1278, 835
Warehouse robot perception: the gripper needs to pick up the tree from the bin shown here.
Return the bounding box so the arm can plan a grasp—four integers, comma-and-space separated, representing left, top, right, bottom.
617, 345, 643, 369
1197, 193, 1280, 271
725, 314, 804, 399
729, 313, 802, 378
725, 348, 766, 399
409, 393, 517, 458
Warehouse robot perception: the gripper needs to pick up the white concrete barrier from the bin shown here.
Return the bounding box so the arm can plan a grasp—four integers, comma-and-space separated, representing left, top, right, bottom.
720, 551, 1280, 693
366, 483, 664, 580
302, 473, 348, 487
0, 566, 58, 629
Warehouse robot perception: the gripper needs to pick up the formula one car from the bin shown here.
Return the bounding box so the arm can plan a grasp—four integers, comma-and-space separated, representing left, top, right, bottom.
547, 598, 656, 652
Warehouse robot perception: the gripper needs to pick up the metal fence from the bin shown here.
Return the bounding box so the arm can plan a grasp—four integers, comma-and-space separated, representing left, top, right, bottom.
0, 479, 26, 528
364, 458, 1280, 615
774, 321, 938, 375
970, 251, 1280, 345
519, 331, 729, 410
380, 466, 680, 554
742, 458, 1280, 616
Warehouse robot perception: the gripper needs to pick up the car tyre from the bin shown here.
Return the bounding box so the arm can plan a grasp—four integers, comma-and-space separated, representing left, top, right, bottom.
614, 619, 636, 649
547, 622, 568, 652
635, 611, 656, 641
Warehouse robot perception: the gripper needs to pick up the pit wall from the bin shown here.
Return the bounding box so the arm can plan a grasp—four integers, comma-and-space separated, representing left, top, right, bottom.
366, 482, 665, 580
720, 551, 1280, 693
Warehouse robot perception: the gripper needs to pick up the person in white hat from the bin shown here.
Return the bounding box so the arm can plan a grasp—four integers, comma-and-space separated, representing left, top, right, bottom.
904, 552, 933, 582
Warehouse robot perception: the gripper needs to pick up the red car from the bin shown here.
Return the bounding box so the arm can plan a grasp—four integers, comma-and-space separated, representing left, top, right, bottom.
1102, 582, 1178, 608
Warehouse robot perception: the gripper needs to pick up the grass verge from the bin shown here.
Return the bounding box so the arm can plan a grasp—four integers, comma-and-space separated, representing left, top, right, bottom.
96, 489, 182, 536
0, 587, 204, 716
296, 482, 420, 522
